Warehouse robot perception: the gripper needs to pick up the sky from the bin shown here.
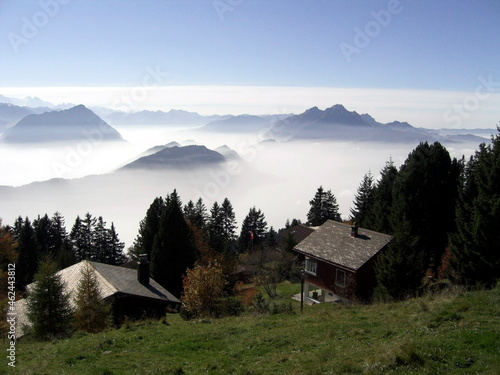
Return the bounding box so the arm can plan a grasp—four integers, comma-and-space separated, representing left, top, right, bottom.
1, 0, 500, 127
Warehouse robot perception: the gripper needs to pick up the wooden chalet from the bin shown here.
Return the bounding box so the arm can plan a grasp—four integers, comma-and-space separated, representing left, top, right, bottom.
293, 220, 392, 302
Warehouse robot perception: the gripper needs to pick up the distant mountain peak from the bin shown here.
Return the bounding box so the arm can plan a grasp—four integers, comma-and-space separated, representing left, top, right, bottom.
121, 144, 226, 170
1, 105, 124, 143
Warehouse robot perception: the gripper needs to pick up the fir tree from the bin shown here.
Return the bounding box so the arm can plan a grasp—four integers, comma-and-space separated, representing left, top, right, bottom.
238, 207, 268, 252
74, 262, 111, 333
207, 201, 224, 252
450, 130, 500, 286
139, 197, 165, 259
364, 160, 398, 234
151, 191, 198, 297
390, 142, 457, 273
306, 186, 342, 226
108, 223, 126, 265
374, 217, 424, 301
26, 257, 73, 340
16, 217, 40, 290
350, 172, 374, 226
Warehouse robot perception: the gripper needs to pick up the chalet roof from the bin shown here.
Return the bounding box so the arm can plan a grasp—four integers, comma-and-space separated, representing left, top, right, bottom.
15, 260, 180, 337
53, 260, 180, 305
294, 220, 392, 271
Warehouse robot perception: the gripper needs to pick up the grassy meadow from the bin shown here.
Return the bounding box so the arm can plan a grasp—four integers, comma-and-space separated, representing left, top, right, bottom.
4, 282, 500, 375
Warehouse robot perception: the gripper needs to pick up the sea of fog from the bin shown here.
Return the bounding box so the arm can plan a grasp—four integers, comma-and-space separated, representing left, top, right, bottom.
0, 124, 484, 250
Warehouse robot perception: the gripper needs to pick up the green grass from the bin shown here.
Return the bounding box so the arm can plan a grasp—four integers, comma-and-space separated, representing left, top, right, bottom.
5, 283, 500, 375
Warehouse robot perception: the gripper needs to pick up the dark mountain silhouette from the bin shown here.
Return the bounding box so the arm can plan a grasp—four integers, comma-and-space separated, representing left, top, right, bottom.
120, 145, 226, 170
1, 105, 124, 143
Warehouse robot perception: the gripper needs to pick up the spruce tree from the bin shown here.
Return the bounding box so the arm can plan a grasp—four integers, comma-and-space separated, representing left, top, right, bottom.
139, 197, 165, 259
350, 172, 374, 226
74, 262, 111, 333
16, 217, 40, 290
207, 201, 224, 252
306, 186, 342, 226
374, 218, 424, 301
150, 191, 198, 297
26, 257, 73, 340
364, 160, 398, 234
390, 142, 457, 273
108, 223, 126, 265
450, 131, 500, 286
238, 207, 268, 252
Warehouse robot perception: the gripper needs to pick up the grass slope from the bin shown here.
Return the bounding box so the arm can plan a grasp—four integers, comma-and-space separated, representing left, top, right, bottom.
5, 283, 500, 375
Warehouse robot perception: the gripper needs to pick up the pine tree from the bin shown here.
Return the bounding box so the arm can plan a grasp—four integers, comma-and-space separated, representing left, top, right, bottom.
238, 207, 268, 252
390, 142, 457, 273
108, 223, 126, 265
450, 130, 500, 286
151, 191, 198, 297
26, 257, 73, 340
207, 201, 224, 252
350, 172, 374, 226
364, 160, 398, 234
374, 218, 424, 301
17, 217, 40, 290
93, 216, 109, 263
306, 186, 342, 226
74, 262, 111, 333
139, 197, 165, 259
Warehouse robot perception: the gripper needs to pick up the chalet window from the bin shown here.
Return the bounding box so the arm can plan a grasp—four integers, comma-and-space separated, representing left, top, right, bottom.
335, 269, 346, 287
305, 258, 317, 276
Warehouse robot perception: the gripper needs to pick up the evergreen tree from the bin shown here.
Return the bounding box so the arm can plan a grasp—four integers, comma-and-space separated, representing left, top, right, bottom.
193, 197, 208, 230
93, 216, 109, 263
74, 262, 111, 333
151, 191, 198, 297
306, 186, 342, 226
220, 198, 237, 247
364, 160, 398, 234
238, 207, 268, 252
350, 172, 374, 226
108, 223, 126, 265
26, 257, 73, 340
33, 214, 53, 256
51, 212, 76, 269
207, 201, 225, 252
390, 142, 457, 273
374, 218, 424, 301
17, 217, 40, 290
139, 197, 165, 259
70, 213, 96, 261
450, 131, 500, 286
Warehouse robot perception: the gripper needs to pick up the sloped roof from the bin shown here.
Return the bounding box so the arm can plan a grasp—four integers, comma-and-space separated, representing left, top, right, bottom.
57, 260, 180, 304
15, 260, 180, 337
294, 220, 392, 271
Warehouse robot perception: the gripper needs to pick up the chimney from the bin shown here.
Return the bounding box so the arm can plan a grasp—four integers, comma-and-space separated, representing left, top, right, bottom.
350, 223, 359, 238
138, 254, 150, 286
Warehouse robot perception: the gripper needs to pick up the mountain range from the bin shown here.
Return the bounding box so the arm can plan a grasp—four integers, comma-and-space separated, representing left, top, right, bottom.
104, 109, 231, 125
1, 105, 124, 143
0, 94, 490, 145
269, 104, 487, 144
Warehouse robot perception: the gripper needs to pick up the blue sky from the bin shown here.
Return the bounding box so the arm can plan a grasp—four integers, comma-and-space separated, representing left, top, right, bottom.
1, 0, 499, 127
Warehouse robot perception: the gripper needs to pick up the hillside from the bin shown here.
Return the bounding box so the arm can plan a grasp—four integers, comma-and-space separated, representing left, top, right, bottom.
11, 284, 500, 375
1, 105, 124, 143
